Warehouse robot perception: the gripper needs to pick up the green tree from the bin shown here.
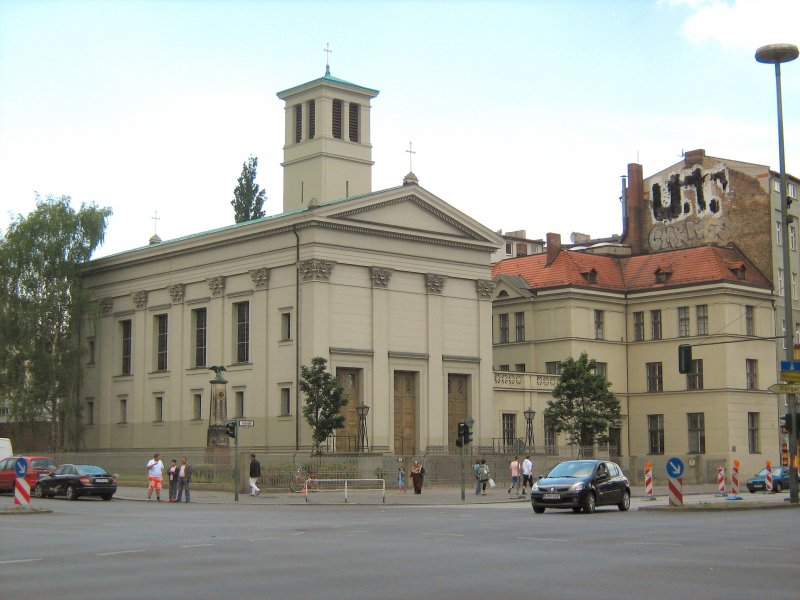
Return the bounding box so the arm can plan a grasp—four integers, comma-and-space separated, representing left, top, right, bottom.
231, 155, 267, 223
0, 194, 112, 450
299, 356, 347, 455
544, 352, 621, 454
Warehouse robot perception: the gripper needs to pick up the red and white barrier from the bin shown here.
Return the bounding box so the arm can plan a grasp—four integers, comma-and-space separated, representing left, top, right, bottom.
14, 477, 31, 507
715, 466, 727, 496
668, 476, 683, 506
765, 460, 773, 493
642, 462, 656, 500
727, 459, 742, 501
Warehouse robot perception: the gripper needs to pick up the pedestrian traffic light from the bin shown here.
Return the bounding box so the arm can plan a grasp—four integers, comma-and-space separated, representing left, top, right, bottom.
463, 422, 473, 445
456, 421, 466, 447
225, 420, 237, 438
678, 344, 692, 374
780, 413, 799, 433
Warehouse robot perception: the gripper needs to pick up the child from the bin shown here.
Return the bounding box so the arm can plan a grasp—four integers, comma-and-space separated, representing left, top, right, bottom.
397, 466, 407, 493
167, 459, 178, 502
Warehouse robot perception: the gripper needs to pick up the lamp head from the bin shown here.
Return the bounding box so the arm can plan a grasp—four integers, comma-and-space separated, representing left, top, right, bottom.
755, 43, 799, 65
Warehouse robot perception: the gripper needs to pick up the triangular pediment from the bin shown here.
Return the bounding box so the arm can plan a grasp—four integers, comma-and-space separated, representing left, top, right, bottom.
493, 275, 533, 299
326, 193, 490, 241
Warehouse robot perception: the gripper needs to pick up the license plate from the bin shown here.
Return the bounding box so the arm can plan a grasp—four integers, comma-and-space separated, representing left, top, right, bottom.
543, 493, 560, 500
95, 478, 109, 483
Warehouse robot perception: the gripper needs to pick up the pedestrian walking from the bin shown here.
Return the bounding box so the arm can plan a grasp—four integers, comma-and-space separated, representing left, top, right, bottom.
508, 456, 522, 495
410, 460, 425, 494
249, 453, 261, 496
176, 456, 192, 502
145, 453, 164, 502
521, 454, 533, 495
473, 458, 482, 495
397, 465, 407, 493
167, 459, 179, 502
477, 458, 490, 495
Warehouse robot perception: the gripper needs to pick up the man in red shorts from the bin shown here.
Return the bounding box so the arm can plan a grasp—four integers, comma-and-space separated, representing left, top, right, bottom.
146, 452, 164, 502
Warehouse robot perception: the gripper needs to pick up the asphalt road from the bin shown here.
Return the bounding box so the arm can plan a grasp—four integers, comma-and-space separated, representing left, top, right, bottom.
1, 498, 796, 600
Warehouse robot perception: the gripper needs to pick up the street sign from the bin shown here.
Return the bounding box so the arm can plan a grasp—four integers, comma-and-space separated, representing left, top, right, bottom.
780, 360, 800, 372
780, 371, 800, 382
768, 383, 800, 394
666, 456, 685, 479
14, 457, 28, 478
237, 419, 254, 428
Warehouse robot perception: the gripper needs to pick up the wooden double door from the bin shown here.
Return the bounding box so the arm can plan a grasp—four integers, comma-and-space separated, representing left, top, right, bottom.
448, 374, 468, 448
336, 368, 360, 453
394, 371, 416, 455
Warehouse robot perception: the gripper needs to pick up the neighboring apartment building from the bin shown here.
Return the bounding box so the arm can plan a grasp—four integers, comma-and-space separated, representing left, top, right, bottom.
490, 230, 544, 264
78, 67, 502, 455
492, 236, 777, 477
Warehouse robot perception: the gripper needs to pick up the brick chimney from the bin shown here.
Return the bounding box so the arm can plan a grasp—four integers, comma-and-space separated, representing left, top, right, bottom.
623, 162, 644, 254
546, 232, 561, 267
683, 148, 706, 168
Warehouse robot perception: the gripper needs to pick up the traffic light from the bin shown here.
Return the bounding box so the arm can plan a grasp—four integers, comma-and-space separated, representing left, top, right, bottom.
456, 421, 466, 447
463, 421, 473, 445
780, 413, 799, 434
678, 344, 693, 374
225, 420, 237, 438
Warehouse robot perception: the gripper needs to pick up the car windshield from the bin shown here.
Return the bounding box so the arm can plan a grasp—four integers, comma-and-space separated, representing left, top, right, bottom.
755, 468, 783, 477
75, 465, 108, 475
30, 458, 56, 470
547, 461, 597, 478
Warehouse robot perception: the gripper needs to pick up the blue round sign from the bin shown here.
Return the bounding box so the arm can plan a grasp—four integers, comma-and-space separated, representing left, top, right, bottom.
14, 457, 28, 478
666, 456, 685, 479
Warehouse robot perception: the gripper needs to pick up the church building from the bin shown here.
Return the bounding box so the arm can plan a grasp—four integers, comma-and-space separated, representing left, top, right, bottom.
78, 67, 503, 455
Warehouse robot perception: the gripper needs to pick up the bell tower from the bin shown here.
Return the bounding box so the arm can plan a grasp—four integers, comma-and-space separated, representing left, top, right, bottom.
277, 67, 379, 212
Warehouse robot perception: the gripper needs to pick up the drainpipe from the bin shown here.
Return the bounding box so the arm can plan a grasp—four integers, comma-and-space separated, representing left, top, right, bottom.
293, 224, 301, 451
619, 175, 628, 241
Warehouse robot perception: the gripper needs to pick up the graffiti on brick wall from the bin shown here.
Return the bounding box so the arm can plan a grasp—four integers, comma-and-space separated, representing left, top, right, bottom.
650, 166, 728, 223
648, 215, 732, 251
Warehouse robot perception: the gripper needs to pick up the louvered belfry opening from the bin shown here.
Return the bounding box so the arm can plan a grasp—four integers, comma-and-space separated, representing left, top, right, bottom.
332, 99, 342, 139
294, 104, 302, 143
307, 99, 315, 139
349, 102, 360, 142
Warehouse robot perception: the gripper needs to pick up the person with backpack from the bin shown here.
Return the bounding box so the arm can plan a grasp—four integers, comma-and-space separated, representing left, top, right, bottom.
475, 458, 490, 495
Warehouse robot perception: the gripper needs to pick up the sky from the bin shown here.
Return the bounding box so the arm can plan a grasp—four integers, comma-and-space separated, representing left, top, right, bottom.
1, 0, 799, 258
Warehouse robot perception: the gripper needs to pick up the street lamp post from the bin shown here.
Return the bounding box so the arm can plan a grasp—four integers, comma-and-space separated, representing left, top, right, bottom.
356, 402, 370, 452
756, 42, 799, 504
524, 406, 536, 451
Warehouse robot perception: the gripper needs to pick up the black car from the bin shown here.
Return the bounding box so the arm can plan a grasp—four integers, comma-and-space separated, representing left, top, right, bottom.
34, 464, 117, 501
531, 459, 630, 514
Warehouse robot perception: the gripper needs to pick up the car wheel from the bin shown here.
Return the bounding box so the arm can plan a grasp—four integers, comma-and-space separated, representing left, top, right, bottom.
618, 490, 631, 512
65, 485, 78, 501
773, 482, 782, 493
102, 494, 113, 501
748, 488, 755, 494
34, 485, 45, 498
533, 506, 545, 514
582, 492, 596, 514
572, 507, 582, 513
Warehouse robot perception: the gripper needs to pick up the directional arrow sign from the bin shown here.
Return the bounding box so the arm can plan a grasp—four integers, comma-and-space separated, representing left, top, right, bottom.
768, 383, 800, 394
666, 456, 685, 479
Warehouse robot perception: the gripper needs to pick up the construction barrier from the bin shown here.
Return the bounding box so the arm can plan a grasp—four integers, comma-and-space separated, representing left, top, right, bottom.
668, 477, 683, 506
715, 466, 727, 497
642, 462, 656, 500
765, 460, 773, 493
14, 477, 31, 507
727, 459, 742, 501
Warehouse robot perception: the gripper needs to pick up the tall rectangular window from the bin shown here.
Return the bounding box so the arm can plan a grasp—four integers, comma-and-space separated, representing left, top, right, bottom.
651, 309, 662, 340
193, 393, 202, 420
156, 314, 168, 371
696, 304, 708, 336
778, 268, 785, 295
294, 103, 302, 143
121, 320, 132, 375
646, 362, 663, 392
776, 221, 783, 246
348, 102, 360, 142
515, 363, 526, 372
119, 398, 127, 424
687, 359, 703, 390
594, 310, 604, 340
235, 302, 249, 363
648, 414, 664, 455
281, 388, 291, 416
281, 312, 292, 341
748, 412, 760, 453
633, 311, 644, 341
154, 395, 163, 422
678, 306, 690, 337
502, 413, 516, 448
499, 313, 509, 343
544, 427, 557, 455
791, 224, 797, 251
332, 99, 343, 139
307, 99, 315, 139
86, 400, 94, 426
235, 390, 244, 418
746, 359, 758, 390
87, 339, 96, 364
193, 308, 207, 368
545, 361, 562, 375
515, 312, 525, 342
594, 362, 607, 378
688, 412, 705, 454
745, 305, 754, 336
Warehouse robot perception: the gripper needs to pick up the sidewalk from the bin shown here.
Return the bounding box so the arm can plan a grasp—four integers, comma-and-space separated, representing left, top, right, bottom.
114, 483, 799, 509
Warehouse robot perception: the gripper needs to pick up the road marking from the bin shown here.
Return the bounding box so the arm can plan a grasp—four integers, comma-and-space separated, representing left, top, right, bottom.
741, 545, 790, 551
347, 530, 370, 534
516, 536, 567, 542
624, 541, 683, 547
422, 533, 465, 538
248, 537, 280, 542
292, 531, 307, 536
96, 549, 146, 556
180, 544, 214, 548
0, 558, 43, 565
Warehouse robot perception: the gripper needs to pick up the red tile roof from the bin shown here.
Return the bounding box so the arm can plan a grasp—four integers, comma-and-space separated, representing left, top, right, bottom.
492, 246, 771, 293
